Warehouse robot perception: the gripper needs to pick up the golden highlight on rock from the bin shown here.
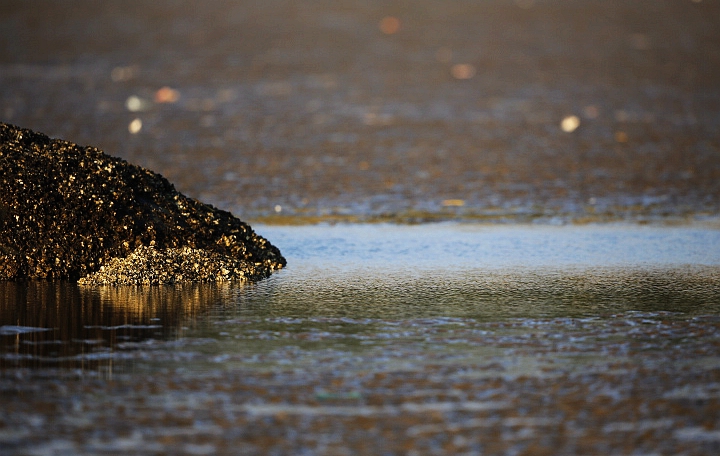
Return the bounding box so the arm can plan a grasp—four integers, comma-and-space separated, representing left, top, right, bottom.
0, 122, 285, 284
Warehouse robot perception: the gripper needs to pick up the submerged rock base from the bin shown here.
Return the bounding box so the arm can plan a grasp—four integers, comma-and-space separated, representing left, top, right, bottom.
0, 122, 285, 284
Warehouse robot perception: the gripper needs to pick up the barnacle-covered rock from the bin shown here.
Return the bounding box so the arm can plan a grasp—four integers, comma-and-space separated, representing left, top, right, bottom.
78, 245, 264, 285
0, 122, 285, 284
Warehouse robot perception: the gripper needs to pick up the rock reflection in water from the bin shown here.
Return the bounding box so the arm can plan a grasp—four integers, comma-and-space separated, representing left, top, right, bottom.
0, 281, 241, 369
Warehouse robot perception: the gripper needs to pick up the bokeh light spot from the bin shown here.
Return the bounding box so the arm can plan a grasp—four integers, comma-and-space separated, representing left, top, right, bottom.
582, 105, 600, 119
110, 65, 137, 82
451, 63, 476, 80
379, 16, 401, 35
560, 115, 580, 133
125, 95, 150, 112
615, 131, 629, 143
128, 118, 142, 134
155, 86, 180, 103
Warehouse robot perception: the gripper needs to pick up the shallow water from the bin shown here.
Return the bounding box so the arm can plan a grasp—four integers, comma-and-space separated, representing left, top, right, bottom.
2, 224, 719, 368
2, 224, 720, 454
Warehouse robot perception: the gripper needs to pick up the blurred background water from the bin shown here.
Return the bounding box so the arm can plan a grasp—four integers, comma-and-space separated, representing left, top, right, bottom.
1, 0, 719, 222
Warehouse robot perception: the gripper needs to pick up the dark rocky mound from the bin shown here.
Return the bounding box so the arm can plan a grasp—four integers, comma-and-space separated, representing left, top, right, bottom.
0, 122, 285, 283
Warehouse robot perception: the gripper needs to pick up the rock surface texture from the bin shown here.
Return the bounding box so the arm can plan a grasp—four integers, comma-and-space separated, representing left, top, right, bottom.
0, 122, 285, 284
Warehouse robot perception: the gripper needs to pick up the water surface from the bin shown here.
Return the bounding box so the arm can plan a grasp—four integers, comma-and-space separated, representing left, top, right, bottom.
2, 224, 719, 367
